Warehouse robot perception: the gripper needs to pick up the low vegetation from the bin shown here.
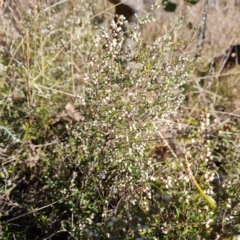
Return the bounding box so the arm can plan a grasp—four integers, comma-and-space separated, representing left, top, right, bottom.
0, 1, 240, 239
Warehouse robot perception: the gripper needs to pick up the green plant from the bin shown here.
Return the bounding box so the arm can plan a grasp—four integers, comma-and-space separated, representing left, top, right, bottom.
1, 1, 240, 240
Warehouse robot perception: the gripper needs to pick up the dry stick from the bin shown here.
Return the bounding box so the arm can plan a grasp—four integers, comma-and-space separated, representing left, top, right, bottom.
6, 194, 74, 223
195, 0, 209, 58
216, 42, 235, 78
182, 105, 240, 118
158, 129, 217, 209
184, 152, 217, 209
43, 0, 68, 11
0, 0, 3, 15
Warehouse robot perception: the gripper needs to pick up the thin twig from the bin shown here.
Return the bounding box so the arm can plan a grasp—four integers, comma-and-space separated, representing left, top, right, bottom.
195, 0, 209, 58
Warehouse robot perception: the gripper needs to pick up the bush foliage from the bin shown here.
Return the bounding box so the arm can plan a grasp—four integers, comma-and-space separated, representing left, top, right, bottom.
0, 1, 240, 239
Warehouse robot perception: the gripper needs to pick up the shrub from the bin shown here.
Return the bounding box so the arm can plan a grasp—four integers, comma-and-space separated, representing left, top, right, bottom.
1, 2, 239, 240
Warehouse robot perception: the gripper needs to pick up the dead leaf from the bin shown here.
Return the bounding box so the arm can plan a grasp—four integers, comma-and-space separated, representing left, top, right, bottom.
65, 102, 82, 121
